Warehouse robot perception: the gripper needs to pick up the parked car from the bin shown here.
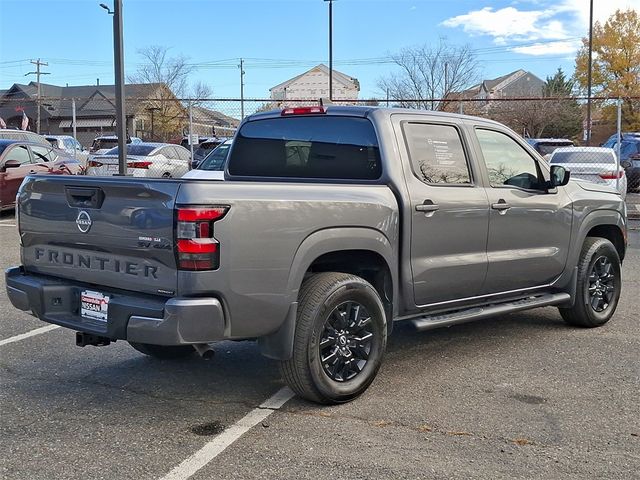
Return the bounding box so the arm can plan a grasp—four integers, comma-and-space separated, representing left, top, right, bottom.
0, 128, 50, 145
45, 135, 89, 166
601, 136, 640, 192
0, 139, 83, 211
191, 137, 230, 168
6, 106, 627, 405
89, 135, 142, 156
602, 132, 640, 148
86, 142, 192, 178
525, 138, 575, 159
549, 147, 627, 198
183, 139, 232, 180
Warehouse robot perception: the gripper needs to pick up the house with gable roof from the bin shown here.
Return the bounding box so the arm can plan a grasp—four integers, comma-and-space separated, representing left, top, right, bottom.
269, 64, 360, 105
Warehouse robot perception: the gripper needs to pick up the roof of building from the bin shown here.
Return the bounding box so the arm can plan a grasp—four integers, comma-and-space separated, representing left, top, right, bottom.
191, 105, 239, 127
270, 64, 360, 92
456, 70, 543, 97
0, 82, 166, 118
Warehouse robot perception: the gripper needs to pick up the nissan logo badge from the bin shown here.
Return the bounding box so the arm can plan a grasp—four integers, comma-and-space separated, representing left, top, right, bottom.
76, 210, 92, 233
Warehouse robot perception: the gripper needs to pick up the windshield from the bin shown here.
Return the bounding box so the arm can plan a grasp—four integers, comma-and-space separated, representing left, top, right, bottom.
104, 145, 157, 156
551, 151, 615, 164
536, 142, 573, 156
198, 143, 231, 171
228, 116, 381, 180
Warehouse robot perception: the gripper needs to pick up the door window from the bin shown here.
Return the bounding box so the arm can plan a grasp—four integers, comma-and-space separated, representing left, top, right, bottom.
31, 146, 53, 162
4, 145, 31, 165
476, 129, 543, 190
403, 123, 471, 185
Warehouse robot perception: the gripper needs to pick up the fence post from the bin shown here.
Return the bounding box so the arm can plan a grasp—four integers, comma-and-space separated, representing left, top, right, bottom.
189, 102, 194, 170
71, 98, 77, 158
616, 98, 622, 191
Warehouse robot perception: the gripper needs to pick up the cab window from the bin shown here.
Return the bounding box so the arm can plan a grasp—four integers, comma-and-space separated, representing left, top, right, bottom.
476, 129, 544, 190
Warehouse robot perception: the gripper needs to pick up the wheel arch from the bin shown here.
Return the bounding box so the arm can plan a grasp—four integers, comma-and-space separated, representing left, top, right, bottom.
259, 227, 398, 361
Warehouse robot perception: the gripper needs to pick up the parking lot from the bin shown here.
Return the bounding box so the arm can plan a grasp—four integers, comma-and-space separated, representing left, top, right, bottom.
1, 208, 638, 480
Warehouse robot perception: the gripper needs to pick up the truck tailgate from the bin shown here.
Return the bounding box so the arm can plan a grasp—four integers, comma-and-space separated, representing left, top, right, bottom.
18, 176, 180, 297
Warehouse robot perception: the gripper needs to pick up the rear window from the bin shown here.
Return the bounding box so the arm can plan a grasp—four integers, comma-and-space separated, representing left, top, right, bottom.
92, 139, 118, 150
536, 142, 573, 156
105, 145, 157, 156
551, 151, 615, 164
228, 116, 381, 180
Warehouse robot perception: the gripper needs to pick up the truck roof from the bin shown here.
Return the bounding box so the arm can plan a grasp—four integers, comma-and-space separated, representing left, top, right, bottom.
246, 105, 505, 128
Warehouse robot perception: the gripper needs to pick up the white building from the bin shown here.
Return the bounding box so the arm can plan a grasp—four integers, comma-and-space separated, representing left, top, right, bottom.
270, 64, 359, 105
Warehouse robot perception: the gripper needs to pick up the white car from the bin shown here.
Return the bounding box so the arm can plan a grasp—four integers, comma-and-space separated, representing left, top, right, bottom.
86, 142, 192, 178
45, 135, 89, 167
182, 139, 232, 180
549, 146, 627, 199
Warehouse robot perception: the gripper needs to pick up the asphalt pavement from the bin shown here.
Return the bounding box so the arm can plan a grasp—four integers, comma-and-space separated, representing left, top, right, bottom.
1, 210, 638, 480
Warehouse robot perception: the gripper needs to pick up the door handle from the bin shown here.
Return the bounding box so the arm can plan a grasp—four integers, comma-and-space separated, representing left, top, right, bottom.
416, 200, 439, 213
491, 199, 511, 212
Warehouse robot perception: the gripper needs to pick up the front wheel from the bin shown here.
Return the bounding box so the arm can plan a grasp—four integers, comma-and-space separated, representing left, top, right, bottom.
279, 272, 387, 404
559, 237, 622, 328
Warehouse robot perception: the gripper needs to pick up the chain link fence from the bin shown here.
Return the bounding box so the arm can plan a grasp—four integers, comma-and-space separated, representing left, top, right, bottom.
0, 95, 638, 195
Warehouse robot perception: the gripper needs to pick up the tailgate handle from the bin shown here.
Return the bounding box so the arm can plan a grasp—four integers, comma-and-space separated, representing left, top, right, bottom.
65, 187, 105, 209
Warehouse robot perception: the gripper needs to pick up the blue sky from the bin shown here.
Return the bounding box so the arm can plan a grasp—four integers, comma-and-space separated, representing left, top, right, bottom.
1, 0, 638, 98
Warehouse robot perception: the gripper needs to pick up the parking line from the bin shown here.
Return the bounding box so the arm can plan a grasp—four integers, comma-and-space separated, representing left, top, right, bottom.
160, 387, 294, 480
0, 325, 61, 347
0, 224, 17, 227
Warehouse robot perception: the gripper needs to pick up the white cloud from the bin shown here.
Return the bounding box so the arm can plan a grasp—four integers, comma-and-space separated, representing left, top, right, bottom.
511, 39, 582, 56
441, 7, 569, 44
442, 0, 640, 56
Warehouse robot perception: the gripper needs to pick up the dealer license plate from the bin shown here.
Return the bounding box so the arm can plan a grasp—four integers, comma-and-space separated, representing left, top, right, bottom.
80, 290, 109, 322
107, 164, 119, 173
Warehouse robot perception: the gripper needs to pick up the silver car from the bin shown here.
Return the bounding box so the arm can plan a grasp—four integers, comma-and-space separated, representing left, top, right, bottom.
549, 147, 627, 199
45, 135, 89, 166
86, 142, 192, 178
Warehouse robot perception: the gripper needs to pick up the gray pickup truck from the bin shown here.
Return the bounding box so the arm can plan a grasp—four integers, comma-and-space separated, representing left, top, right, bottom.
6, 106, 627, 404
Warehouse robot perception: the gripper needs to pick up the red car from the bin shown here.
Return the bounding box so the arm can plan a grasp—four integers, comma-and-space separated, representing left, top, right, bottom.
0, 139, 84, 211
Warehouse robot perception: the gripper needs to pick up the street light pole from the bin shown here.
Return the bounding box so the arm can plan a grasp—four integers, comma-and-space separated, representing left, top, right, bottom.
586, 0, 594, 146
324, 0, 333, 101
101, 1, 127, 175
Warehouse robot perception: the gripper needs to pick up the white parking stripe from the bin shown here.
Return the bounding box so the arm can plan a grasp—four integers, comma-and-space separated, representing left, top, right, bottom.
0, 224, 17, 227
0, 325, 61, 347
160, 387, 295, 480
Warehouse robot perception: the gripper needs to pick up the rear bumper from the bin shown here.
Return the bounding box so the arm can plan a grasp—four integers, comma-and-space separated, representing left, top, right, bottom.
5, 266, 226, 345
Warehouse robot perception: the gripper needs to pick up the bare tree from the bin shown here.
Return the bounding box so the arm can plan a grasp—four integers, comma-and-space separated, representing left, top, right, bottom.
378, 39, 480, 110
128, 46, 213, 141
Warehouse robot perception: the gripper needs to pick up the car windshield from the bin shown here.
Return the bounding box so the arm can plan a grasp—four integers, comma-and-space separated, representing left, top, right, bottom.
551, 151, 614, 164
198, 143, 232, 171
104, 145, 157, 156
46, 138, 58, 148
537, 142, 573, 156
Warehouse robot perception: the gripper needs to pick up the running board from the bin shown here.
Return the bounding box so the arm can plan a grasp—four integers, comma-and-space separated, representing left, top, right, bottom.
410, 293, 571, 332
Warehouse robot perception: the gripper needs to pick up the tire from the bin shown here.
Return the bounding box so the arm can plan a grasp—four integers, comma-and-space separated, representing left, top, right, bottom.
129, 342, 195, 359
279, 272, 387, 404
559, 237, 622, 328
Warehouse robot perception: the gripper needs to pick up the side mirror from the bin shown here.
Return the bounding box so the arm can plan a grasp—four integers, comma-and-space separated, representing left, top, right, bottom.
549, 165, 570, 188
1, 159, 21, 171
621, 160, 631, 169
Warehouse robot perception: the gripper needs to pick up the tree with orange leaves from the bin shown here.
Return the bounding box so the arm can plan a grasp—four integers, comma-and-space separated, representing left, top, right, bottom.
575, 8, 640, 129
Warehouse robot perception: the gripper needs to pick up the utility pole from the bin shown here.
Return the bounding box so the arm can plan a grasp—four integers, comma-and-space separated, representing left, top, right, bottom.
25, 58, 50, 134
239, 58, 245, 119
586, 0, 594, 146
101, 1, 127, 175
325, 0, 334, 100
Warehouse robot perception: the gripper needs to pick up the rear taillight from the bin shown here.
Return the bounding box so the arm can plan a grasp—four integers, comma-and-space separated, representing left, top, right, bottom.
176, 207, 228, 270
599, 170, 624, 179
127, 161, 152, 169
87, 160, 103, 168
